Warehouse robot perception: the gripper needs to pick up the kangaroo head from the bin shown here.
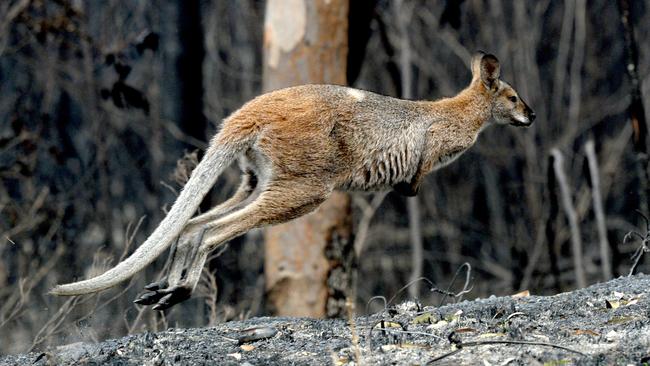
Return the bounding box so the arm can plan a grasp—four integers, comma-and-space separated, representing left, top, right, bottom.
471, 51, 536, 127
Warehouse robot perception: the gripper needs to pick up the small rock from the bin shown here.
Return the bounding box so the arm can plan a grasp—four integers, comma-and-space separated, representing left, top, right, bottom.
604, 330, 620, 342
227, 352, 241, 360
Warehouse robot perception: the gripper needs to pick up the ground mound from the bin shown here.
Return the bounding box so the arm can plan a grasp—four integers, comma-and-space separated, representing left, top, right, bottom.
2, 275, 649, 365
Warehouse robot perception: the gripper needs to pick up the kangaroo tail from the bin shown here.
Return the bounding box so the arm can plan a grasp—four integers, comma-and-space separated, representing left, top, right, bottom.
50, 137, 246, 296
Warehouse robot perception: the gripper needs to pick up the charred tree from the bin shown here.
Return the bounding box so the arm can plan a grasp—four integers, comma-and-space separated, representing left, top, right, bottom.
546, 154, 562, 292
177, 1, 207, 143
262, 0, 354, 318
177, 1, 208, 211
618, 0, 649, 213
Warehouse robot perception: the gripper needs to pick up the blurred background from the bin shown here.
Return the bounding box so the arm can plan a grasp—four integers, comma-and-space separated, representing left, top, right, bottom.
1, 0, 649, 354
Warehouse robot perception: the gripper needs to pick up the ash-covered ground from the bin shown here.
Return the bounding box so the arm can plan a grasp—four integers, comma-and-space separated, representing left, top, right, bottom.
3, 275, 650, 365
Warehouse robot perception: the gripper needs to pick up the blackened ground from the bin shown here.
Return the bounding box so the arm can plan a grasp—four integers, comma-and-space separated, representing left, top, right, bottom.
3, 275, 650, 365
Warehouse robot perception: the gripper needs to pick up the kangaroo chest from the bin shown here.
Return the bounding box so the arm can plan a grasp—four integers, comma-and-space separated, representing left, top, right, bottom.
340, 143, 422, 192
430, 144, 470, 171
420, 122, 479, 174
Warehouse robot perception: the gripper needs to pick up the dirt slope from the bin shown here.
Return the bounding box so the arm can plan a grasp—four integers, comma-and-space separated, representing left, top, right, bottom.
2, 275, 649, 365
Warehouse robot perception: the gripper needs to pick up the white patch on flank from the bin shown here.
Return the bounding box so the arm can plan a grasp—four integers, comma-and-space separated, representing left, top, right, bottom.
347, 88, 365, 102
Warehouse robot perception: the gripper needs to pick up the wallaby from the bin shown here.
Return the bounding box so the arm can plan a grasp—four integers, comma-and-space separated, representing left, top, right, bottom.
51, 52, 535, 310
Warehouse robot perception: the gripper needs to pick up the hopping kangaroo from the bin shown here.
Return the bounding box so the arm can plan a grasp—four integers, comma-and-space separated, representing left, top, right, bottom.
51, 52, 535, 310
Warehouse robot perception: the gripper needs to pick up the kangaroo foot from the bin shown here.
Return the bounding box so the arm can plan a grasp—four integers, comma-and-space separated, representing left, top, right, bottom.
151, 284, 193, 310
134, 281, 193, 309
133, 280, 169, 305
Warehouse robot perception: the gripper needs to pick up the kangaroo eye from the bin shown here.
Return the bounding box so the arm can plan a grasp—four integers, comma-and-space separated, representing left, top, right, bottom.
508, 96, 518, 103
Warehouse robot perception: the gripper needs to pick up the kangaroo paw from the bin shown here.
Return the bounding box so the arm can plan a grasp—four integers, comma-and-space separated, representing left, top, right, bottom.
151, 285, 193, 311
143, 279, 169, 291
133, 290, 165, 305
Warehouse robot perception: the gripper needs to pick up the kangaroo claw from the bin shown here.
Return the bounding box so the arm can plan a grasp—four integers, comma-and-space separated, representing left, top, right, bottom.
151, 285, 193, 310
133, 290, 165, 305
144, 280, 169, 291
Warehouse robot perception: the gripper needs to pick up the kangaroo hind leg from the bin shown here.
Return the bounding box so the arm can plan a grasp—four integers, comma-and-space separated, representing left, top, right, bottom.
147, 181, 331, 310
134, 171, 258, 307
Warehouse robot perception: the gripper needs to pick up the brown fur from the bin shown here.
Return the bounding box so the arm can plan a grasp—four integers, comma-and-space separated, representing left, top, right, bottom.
51, 52, 535, 309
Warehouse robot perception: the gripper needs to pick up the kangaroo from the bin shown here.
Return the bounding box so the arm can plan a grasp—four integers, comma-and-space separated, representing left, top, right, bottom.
50, 52, 535, 310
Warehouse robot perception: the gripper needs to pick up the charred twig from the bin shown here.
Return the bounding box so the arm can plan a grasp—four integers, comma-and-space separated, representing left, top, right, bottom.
120, 216, 147, 262
385, 269, 473, 310
29, 296, 83, 352
197, 267, 219, 326
388, 277, 440, 305
439, 262, 473, 305
368, 320, 444, 345
427, 340, 586, 364
368, 318, 407, 345
387, 277, 464, 307
0, 245, 64, 330
427, 331, 587, 364
390, 329, 443, 340
366, 295, 388, 315
76, 229, 152, 329
625, 210, 650, 276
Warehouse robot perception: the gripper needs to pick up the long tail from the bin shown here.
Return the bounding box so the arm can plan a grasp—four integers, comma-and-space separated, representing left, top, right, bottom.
50, 138, 244, 296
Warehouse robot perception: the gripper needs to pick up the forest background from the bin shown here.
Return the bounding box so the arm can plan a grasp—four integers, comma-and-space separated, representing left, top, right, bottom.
1, 0, 649, 355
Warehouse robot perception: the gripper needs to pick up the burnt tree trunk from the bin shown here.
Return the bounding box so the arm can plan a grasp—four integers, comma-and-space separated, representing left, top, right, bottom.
618, 0, 649, 213
546, 154, 562, 292
177, 1, 209, 213
262, 0, 353, 318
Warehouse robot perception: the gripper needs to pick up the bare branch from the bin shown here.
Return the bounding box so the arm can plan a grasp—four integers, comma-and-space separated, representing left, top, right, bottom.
625, 210, 650, 276
353, 192, 388, 257
585, 140, 612, 280
551, 148, 586, 288
551, 0, 575, 122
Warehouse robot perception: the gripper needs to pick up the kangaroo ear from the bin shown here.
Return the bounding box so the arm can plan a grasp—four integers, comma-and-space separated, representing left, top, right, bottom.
471, 51, 500, 90
470, 51, 486, 79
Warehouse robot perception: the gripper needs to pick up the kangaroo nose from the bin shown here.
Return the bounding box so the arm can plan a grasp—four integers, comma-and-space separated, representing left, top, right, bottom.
529, 110, 536, 122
